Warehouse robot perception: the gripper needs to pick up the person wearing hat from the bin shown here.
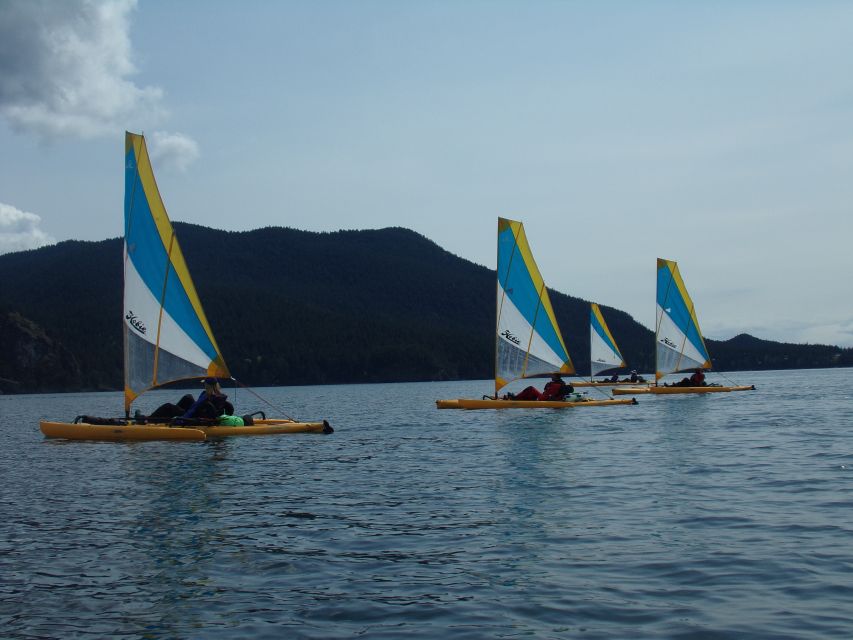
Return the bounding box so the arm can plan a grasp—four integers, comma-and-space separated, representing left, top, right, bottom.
672, 368, 706, 387
621, 369, 645, 383
148, 377, 232, 421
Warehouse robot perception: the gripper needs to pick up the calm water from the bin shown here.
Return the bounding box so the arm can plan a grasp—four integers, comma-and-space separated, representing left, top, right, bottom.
2, 369, 852, 639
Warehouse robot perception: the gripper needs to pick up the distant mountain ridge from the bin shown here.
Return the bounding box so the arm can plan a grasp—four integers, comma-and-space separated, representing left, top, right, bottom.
1, 223, 850, 393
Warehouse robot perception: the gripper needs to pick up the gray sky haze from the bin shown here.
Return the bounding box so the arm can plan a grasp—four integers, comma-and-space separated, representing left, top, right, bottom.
1, 0, 852, 347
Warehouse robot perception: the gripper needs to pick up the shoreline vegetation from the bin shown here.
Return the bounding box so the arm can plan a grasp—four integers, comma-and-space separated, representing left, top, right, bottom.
2, 224, 851, 394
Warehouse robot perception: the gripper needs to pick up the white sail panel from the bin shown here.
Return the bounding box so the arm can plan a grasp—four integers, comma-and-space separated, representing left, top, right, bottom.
590, 304, 625, 376
496, 283, 567, 389
124, 260, 217, 372
590, 331, 623, 376
655, 303, 710, 376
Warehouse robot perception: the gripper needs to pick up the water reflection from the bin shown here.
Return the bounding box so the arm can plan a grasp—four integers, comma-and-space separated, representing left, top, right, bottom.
107, 439, 232, 635
4, 371, 853, 638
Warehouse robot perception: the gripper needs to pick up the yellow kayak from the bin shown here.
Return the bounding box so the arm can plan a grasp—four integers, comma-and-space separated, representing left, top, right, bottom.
40, 419, 333, 441
436, 397, 637, 409
40, 421, 206, 441
612, 385, 755, 395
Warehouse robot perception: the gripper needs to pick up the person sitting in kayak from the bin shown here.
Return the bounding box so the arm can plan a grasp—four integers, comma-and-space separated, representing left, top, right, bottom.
148, 377, 232, 421
601, 373, 619, 383
541, 374, 574, 400
508, 385, 541, 400
508, 374, 574, 401
621, 370, 645, 383
690, 369, 706, 385
672, 369, 707, 387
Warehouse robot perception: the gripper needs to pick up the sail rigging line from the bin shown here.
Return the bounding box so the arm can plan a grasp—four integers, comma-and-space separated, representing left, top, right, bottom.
587, 384, 617, 400
717, 370, 743, 387
230, 377, 297, 422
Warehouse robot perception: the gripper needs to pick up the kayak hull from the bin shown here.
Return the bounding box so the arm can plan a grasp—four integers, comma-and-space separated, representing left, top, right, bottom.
436, 398, 637, 409
202, 419, 333, 436
40, 421, 206, 441
612, 385, 755, 395
40, 418, 333, 441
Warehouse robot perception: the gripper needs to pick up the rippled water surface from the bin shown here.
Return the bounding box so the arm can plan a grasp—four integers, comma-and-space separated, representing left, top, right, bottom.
2, 369, 853, 638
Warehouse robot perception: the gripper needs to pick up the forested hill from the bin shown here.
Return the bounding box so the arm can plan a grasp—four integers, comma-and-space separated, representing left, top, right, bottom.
1, 224, 850, 393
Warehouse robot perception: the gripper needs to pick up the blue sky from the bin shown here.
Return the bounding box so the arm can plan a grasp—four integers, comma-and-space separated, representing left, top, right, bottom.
2, 0, 852, 347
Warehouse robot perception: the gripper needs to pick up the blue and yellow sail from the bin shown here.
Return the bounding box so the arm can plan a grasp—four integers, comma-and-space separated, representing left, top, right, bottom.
590, 303, 626, 376
655, 258, 711, 380
495, 217, 574, 394
123, 132, 228, 412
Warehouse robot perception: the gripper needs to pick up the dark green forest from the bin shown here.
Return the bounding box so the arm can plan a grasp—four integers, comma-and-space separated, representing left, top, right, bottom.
1, 224, 850, 393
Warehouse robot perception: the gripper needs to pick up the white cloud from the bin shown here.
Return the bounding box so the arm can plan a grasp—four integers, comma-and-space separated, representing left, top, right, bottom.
0, 0, 164, 139
792, 321, 853, 349
148, 131, 200, 172
0, 203, 55, 254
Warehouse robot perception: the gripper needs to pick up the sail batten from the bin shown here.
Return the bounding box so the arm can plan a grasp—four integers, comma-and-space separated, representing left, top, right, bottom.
655, 258, 711, 380
495, 218, 574, 394
123, 132, 229, 412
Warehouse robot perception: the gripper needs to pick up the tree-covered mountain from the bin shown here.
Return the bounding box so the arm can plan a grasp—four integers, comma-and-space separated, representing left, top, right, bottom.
1, 224, 850, 393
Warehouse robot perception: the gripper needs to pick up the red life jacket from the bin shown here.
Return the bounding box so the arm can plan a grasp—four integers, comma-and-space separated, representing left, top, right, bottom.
541, 380, 568, 400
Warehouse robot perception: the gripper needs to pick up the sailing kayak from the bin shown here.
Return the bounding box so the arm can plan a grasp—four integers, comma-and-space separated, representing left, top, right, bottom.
436, 397, 637, 409
612, 385, 755, 395
40, 419, 333, 441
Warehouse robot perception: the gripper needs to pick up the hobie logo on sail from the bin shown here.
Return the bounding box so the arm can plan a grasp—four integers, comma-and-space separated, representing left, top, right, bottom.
501, 329, 521, 345
662, 337, 677, 348
126, 311, 146, 335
